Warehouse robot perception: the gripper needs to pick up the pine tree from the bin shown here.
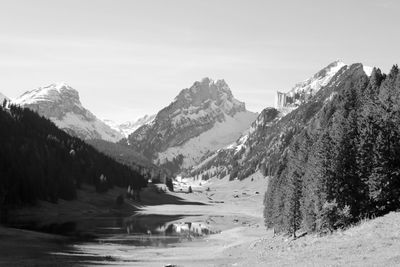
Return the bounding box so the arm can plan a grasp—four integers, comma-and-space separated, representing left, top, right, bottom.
302, 131, 334, 231
282, 137, 310, 236
283, 169, 302, 238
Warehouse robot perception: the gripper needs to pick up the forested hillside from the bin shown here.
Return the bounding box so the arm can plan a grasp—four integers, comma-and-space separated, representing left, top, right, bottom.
264, 65, 400, 235
0, 105, 147, 221
87, 139, 156, 172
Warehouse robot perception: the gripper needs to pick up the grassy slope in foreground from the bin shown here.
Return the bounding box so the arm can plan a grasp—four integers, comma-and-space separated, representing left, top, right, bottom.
224, 211, 400, 266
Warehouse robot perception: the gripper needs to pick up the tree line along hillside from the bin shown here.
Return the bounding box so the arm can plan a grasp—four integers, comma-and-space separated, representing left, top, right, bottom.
87, 139, 157, 175
264, 65, 400, 236
0, 104, 147, 222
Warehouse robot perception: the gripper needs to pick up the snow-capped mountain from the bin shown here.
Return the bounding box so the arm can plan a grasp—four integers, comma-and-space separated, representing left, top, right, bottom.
275, 60, 345, 109
104, 114, 156, 138
14, 83, 123, 142
275, 60, 372, 110
126, 77, 257, 170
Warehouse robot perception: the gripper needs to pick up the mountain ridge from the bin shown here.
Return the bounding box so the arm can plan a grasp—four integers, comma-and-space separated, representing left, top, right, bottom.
275, 61, 372, 110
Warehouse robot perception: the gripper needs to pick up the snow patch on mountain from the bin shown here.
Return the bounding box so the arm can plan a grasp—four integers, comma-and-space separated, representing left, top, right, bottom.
104, 114, 155, 137
157, 111, 256, 168
53, 112, 123, 141
290, 60, 346, 95
274, 60, 350, 116
14, 83, 123, 142
363, 65, 373, 76
226, 133, 249, 154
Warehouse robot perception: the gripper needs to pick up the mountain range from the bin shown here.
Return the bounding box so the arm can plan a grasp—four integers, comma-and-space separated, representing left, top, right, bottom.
4, 60, 374, 178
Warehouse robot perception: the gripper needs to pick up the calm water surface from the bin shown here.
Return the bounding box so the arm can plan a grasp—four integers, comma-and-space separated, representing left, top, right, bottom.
10, 213, 220, 264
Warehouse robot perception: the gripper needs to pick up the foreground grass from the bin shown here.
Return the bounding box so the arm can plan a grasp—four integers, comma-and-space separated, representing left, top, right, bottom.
224, 211, 400, 266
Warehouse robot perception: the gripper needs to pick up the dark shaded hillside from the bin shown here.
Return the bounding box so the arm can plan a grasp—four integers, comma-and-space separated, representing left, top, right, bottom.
87, 139, 175, 182
264, 65, 400, 235
86, 139, 156, 172
0, 105, 147, 222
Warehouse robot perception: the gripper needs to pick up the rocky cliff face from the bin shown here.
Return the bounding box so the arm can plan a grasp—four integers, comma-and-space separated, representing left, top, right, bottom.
126, 77, 257, 170
14, 83, 123, 142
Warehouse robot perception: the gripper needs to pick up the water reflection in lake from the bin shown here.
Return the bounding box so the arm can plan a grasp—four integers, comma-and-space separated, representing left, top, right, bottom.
9, 213, 221, 264
11, 214, 220, 248
98, 214, 220, 247
128, 216, 216, 235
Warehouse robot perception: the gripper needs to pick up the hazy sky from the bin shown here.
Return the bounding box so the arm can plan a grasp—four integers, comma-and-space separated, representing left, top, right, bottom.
1, 0, 399, 122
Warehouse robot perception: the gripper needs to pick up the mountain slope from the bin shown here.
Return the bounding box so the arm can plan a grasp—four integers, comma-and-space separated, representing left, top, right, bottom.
126, 78, 257, 171
14, 83, 123, 142
86, 138, 158, 173
264, 64, 400, 235
192, 62, 371, 180
104, 114, 155, 138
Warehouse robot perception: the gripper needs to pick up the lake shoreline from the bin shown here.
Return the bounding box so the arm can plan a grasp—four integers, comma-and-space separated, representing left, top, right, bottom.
0, 174, 267, 266
2, 174, 398, 266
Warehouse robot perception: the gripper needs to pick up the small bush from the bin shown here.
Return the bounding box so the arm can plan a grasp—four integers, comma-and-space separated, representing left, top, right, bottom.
318, 199, 352, 233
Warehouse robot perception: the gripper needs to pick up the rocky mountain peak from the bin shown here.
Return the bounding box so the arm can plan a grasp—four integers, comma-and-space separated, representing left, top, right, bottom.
275, 61, 347, 109
15, 82, 81, 107
127, 77, 257, 170
173, 77, 245, 116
